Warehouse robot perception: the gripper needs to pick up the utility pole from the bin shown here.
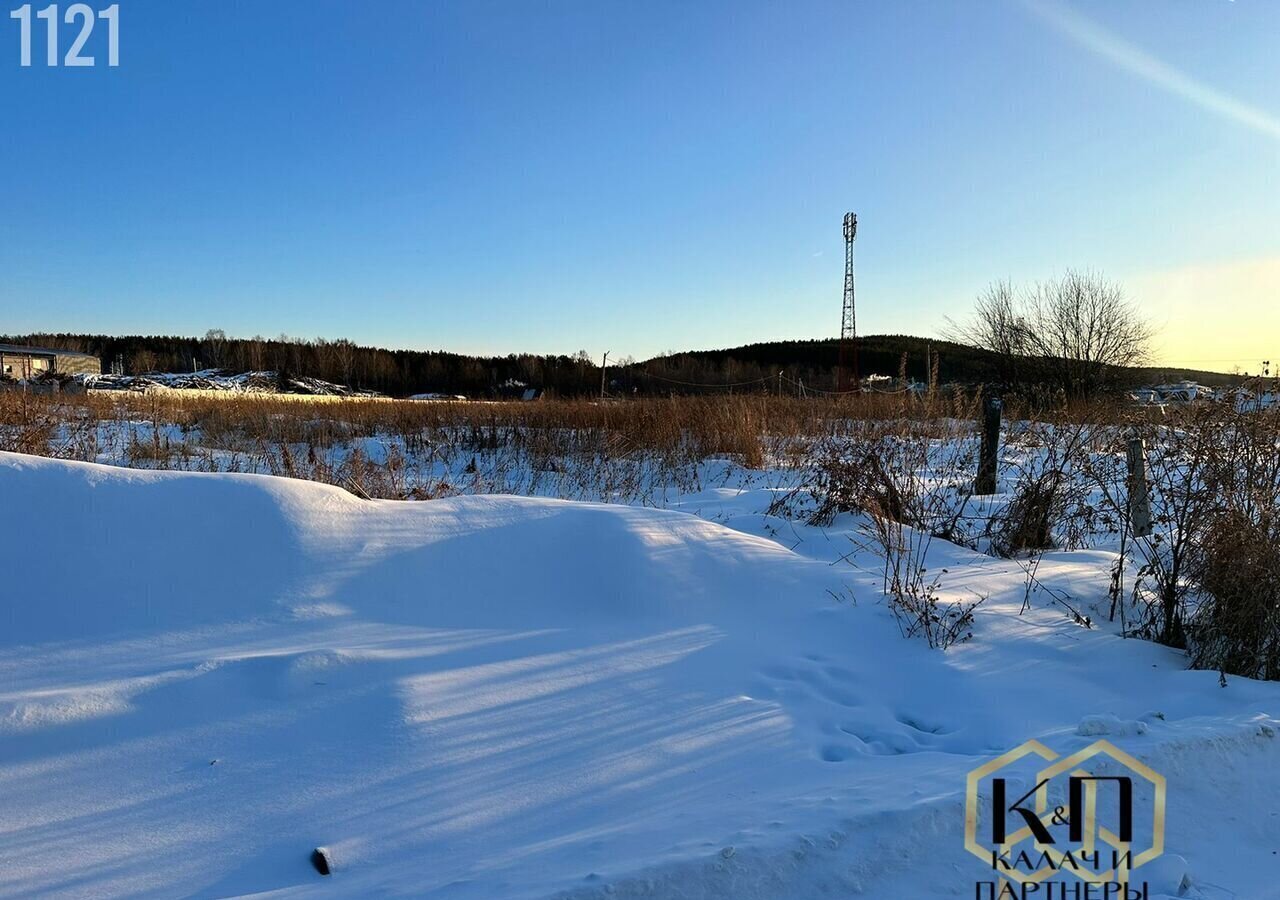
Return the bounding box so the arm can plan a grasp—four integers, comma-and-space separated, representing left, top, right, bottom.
600, 351, 609, 400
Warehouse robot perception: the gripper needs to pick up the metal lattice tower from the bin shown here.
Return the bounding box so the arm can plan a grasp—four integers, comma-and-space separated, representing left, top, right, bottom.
837, 212, 859, 393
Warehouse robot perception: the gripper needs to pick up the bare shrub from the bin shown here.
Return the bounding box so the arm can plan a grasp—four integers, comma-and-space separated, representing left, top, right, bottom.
1083, 402, 1280, 677
1086, 408, 1220, 645
858, 496, 984, 650
815, 414, 983, 649
991, 418, 1093, 557
0, 390, 59, 455
1184, 407, 1280, 679
1188, 511, 1280, 680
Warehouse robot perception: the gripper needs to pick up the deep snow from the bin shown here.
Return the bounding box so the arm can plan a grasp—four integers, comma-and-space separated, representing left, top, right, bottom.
1, 452, 1277, 899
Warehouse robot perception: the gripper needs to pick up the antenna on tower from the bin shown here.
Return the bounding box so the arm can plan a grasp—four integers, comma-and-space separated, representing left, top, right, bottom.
837, 212, 859, 393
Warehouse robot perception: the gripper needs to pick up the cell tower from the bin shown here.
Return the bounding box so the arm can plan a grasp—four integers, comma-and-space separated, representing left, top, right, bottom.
837, 212, 859, 393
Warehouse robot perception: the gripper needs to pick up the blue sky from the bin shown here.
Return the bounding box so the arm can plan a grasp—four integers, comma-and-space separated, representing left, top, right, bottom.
1, 0, 1277, 368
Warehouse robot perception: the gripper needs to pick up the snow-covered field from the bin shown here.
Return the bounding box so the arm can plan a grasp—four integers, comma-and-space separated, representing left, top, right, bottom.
1, 451, 1277, 899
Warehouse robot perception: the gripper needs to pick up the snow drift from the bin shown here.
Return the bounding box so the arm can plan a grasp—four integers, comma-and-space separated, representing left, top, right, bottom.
1, 453, 1277, 899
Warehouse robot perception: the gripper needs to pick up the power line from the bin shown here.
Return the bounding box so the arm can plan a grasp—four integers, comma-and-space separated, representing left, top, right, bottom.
635, 369, 774, 389
630, 368, 916, 397
778, 374, 913, 396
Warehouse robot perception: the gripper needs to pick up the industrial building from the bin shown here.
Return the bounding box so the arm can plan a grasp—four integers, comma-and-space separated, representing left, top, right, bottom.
0, 343, 101, 380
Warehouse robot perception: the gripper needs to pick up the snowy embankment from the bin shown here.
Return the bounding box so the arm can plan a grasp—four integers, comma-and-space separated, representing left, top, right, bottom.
0, 452, 1276, 899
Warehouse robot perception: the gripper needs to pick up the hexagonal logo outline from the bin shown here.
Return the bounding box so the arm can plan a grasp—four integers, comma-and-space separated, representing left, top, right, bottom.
964, 737, 1166, 886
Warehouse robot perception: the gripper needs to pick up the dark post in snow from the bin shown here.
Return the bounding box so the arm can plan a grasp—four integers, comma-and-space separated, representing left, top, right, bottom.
976, 394, 1002, 495
1127, 433, 1154, 538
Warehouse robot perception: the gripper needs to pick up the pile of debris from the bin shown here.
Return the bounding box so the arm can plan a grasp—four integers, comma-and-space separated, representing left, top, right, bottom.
407, 392, 468, 402
1129, 379, 1280, 412
78, 370, 380, 397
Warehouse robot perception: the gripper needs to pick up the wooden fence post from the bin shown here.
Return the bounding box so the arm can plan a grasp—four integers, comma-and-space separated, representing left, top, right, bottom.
976, 395, 1002, 495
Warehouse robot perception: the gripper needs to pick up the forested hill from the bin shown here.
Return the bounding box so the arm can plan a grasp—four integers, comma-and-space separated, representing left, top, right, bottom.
637, 336, 993, 390
637, 336, 1241, 392
2, 332, 1238, 397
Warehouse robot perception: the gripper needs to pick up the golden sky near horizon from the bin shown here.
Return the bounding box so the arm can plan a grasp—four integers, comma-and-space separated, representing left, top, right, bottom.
1128, 256, 1280, 375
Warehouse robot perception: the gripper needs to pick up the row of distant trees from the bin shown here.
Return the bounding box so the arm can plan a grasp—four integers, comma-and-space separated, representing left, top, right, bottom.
6, 271, 1193, 399
4, 331, 633, 397
3, 329, 1014, 397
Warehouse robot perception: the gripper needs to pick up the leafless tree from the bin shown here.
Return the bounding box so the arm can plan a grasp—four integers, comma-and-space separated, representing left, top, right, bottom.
130, 349, 159, 374
1023, 270, 1151, 397
246, 336, 267, 372
333, 339, 357, 387
946, 280, 1029, 389
203, 329, 228, 369
949, 271, 1151, 397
